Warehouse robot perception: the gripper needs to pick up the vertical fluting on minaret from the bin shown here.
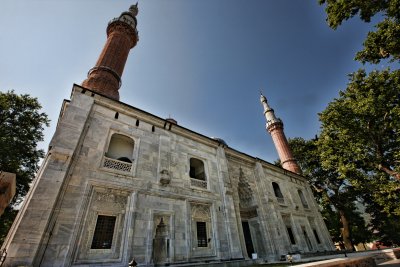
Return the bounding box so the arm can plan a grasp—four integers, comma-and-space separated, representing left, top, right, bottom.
82, 4, 139, 100
260, 93, 302, 174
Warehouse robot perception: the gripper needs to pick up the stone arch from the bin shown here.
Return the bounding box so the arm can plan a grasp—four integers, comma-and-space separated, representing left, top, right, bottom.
106, 133, 134, 163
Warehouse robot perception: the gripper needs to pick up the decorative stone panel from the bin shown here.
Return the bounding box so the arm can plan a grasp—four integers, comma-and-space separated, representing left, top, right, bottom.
190, 203, 215, 257
75, 187, 129, 264
103, 156, 132, 172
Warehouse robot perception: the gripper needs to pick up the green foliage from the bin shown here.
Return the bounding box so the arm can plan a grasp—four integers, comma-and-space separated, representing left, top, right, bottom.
356, 18, 400, 64
320, 206, 342, 244
316, 0, 400, 246
365, 200, 400, 246
0, 90, 49, 245
288, 137, 371, 248
348, 208, 373, 246
319, 69, 400, 215
319, 0, 400, 64
0, 90, 49, 203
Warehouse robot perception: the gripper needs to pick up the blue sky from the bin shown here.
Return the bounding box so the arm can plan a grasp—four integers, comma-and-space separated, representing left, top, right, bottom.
0, 1, 391, 163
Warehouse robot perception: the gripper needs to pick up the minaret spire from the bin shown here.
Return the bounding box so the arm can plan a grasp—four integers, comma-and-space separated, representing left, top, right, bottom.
82, 4, 139, 100
260, 93, 302, 174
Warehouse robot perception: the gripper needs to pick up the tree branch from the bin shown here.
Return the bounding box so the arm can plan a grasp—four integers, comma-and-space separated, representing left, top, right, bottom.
378, 164, 400, 181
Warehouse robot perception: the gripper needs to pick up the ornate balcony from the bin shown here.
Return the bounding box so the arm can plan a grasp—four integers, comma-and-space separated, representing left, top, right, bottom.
190, 178, 207, 189
103, 157, 132, 173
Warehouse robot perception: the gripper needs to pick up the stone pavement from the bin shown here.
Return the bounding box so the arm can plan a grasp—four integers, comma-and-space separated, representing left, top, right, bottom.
287, 248, 400, 267
379, 259, 400, 267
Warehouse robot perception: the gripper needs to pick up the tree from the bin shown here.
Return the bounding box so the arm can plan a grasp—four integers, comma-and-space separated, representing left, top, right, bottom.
319, 69, 400, 196
364, 199, 400, 246
319, 0, 400, 64
288, 137, 365, 250
0, 90, 49, 244
318, 69, 400, 244
319, 1, 400, 245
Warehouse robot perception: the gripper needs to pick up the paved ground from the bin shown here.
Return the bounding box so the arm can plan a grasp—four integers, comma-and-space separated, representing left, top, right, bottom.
273, 248, 400, 266
378, 259, 400, 267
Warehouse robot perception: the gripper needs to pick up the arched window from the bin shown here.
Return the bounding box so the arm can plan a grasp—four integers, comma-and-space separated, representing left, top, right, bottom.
103, 134, 134, 172
298, 189, 309, 208
272, 182, 284, 203
189, 158, 206, 180
106, 134, 134, 163
189, 158, 207, 189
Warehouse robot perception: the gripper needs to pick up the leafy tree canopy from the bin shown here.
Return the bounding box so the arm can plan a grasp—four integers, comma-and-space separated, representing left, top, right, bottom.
288, 137, 365, 249
0, 90, 49, 245
319, 69, 400, 186
0, 90, 49, 203
317, 68, 400, 244
319, 0, 400, 64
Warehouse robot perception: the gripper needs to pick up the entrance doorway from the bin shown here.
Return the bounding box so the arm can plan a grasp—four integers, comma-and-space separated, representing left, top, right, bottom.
241, 221, 255, 258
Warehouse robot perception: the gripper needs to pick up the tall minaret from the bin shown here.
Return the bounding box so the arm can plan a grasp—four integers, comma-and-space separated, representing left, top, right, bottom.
82, 4, 139, 100
260, 93, 302, 174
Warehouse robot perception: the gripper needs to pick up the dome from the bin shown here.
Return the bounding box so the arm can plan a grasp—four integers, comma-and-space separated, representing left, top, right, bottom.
212, 137, 228, 146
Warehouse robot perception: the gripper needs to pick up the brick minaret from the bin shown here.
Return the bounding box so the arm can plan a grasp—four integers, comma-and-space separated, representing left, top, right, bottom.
260, 93, 302, 174
82, 4, 139, 100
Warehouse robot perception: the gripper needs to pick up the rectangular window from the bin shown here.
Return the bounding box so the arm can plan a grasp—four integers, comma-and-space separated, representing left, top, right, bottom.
196, 221, 207, 247
313, 229, 321, 244
287, 227, 296, 245
91, 215, 116, 249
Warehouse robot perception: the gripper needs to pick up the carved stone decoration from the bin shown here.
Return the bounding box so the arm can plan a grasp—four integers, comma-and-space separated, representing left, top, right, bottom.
103, 156, 132, 172
190, 203, 213, 256
237, 168, 255, 209
76, 188, 128, 263
153, 217, 169, 264
159, 169, 171, 185
191, 204, 211, 221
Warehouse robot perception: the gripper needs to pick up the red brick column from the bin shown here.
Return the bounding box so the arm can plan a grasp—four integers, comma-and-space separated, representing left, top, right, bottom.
82, 13, 138, 100
268, 122, 302, 174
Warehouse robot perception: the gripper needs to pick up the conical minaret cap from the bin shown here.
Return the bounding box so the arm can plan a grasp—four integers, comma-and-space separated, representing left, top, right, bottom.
259, 92, 302, 175
260, 93, 281, 127
129, 3, 139, 16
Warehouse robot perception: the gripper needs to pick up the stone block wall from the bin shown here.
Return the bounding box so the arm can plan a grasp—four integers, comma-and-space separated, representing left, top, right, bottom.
1, 86, 334, 266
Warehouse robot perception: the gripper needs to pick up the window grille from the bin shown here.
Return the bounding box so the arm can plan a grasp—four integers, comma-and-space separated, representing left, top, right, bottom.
287, 227, 296, 245
196, 222, 207, 247
91, 215, 116, 249
103, 157, 132, 172
190, 178, 207, 189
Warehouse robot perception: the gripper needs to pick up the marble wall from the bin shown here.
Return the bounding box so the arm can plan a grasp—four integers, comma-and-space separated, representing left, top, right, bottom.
1, 85, 334, 266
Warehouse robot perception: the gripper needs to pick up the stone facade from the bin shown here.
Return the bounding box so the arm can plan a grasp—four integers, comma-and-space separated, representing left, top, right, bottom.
1, 85, 334, 266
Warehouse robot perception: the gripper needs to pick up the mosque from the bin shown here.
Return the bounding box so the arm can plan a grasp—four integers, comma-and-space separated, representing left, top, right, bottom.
1, 5, 334, 267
